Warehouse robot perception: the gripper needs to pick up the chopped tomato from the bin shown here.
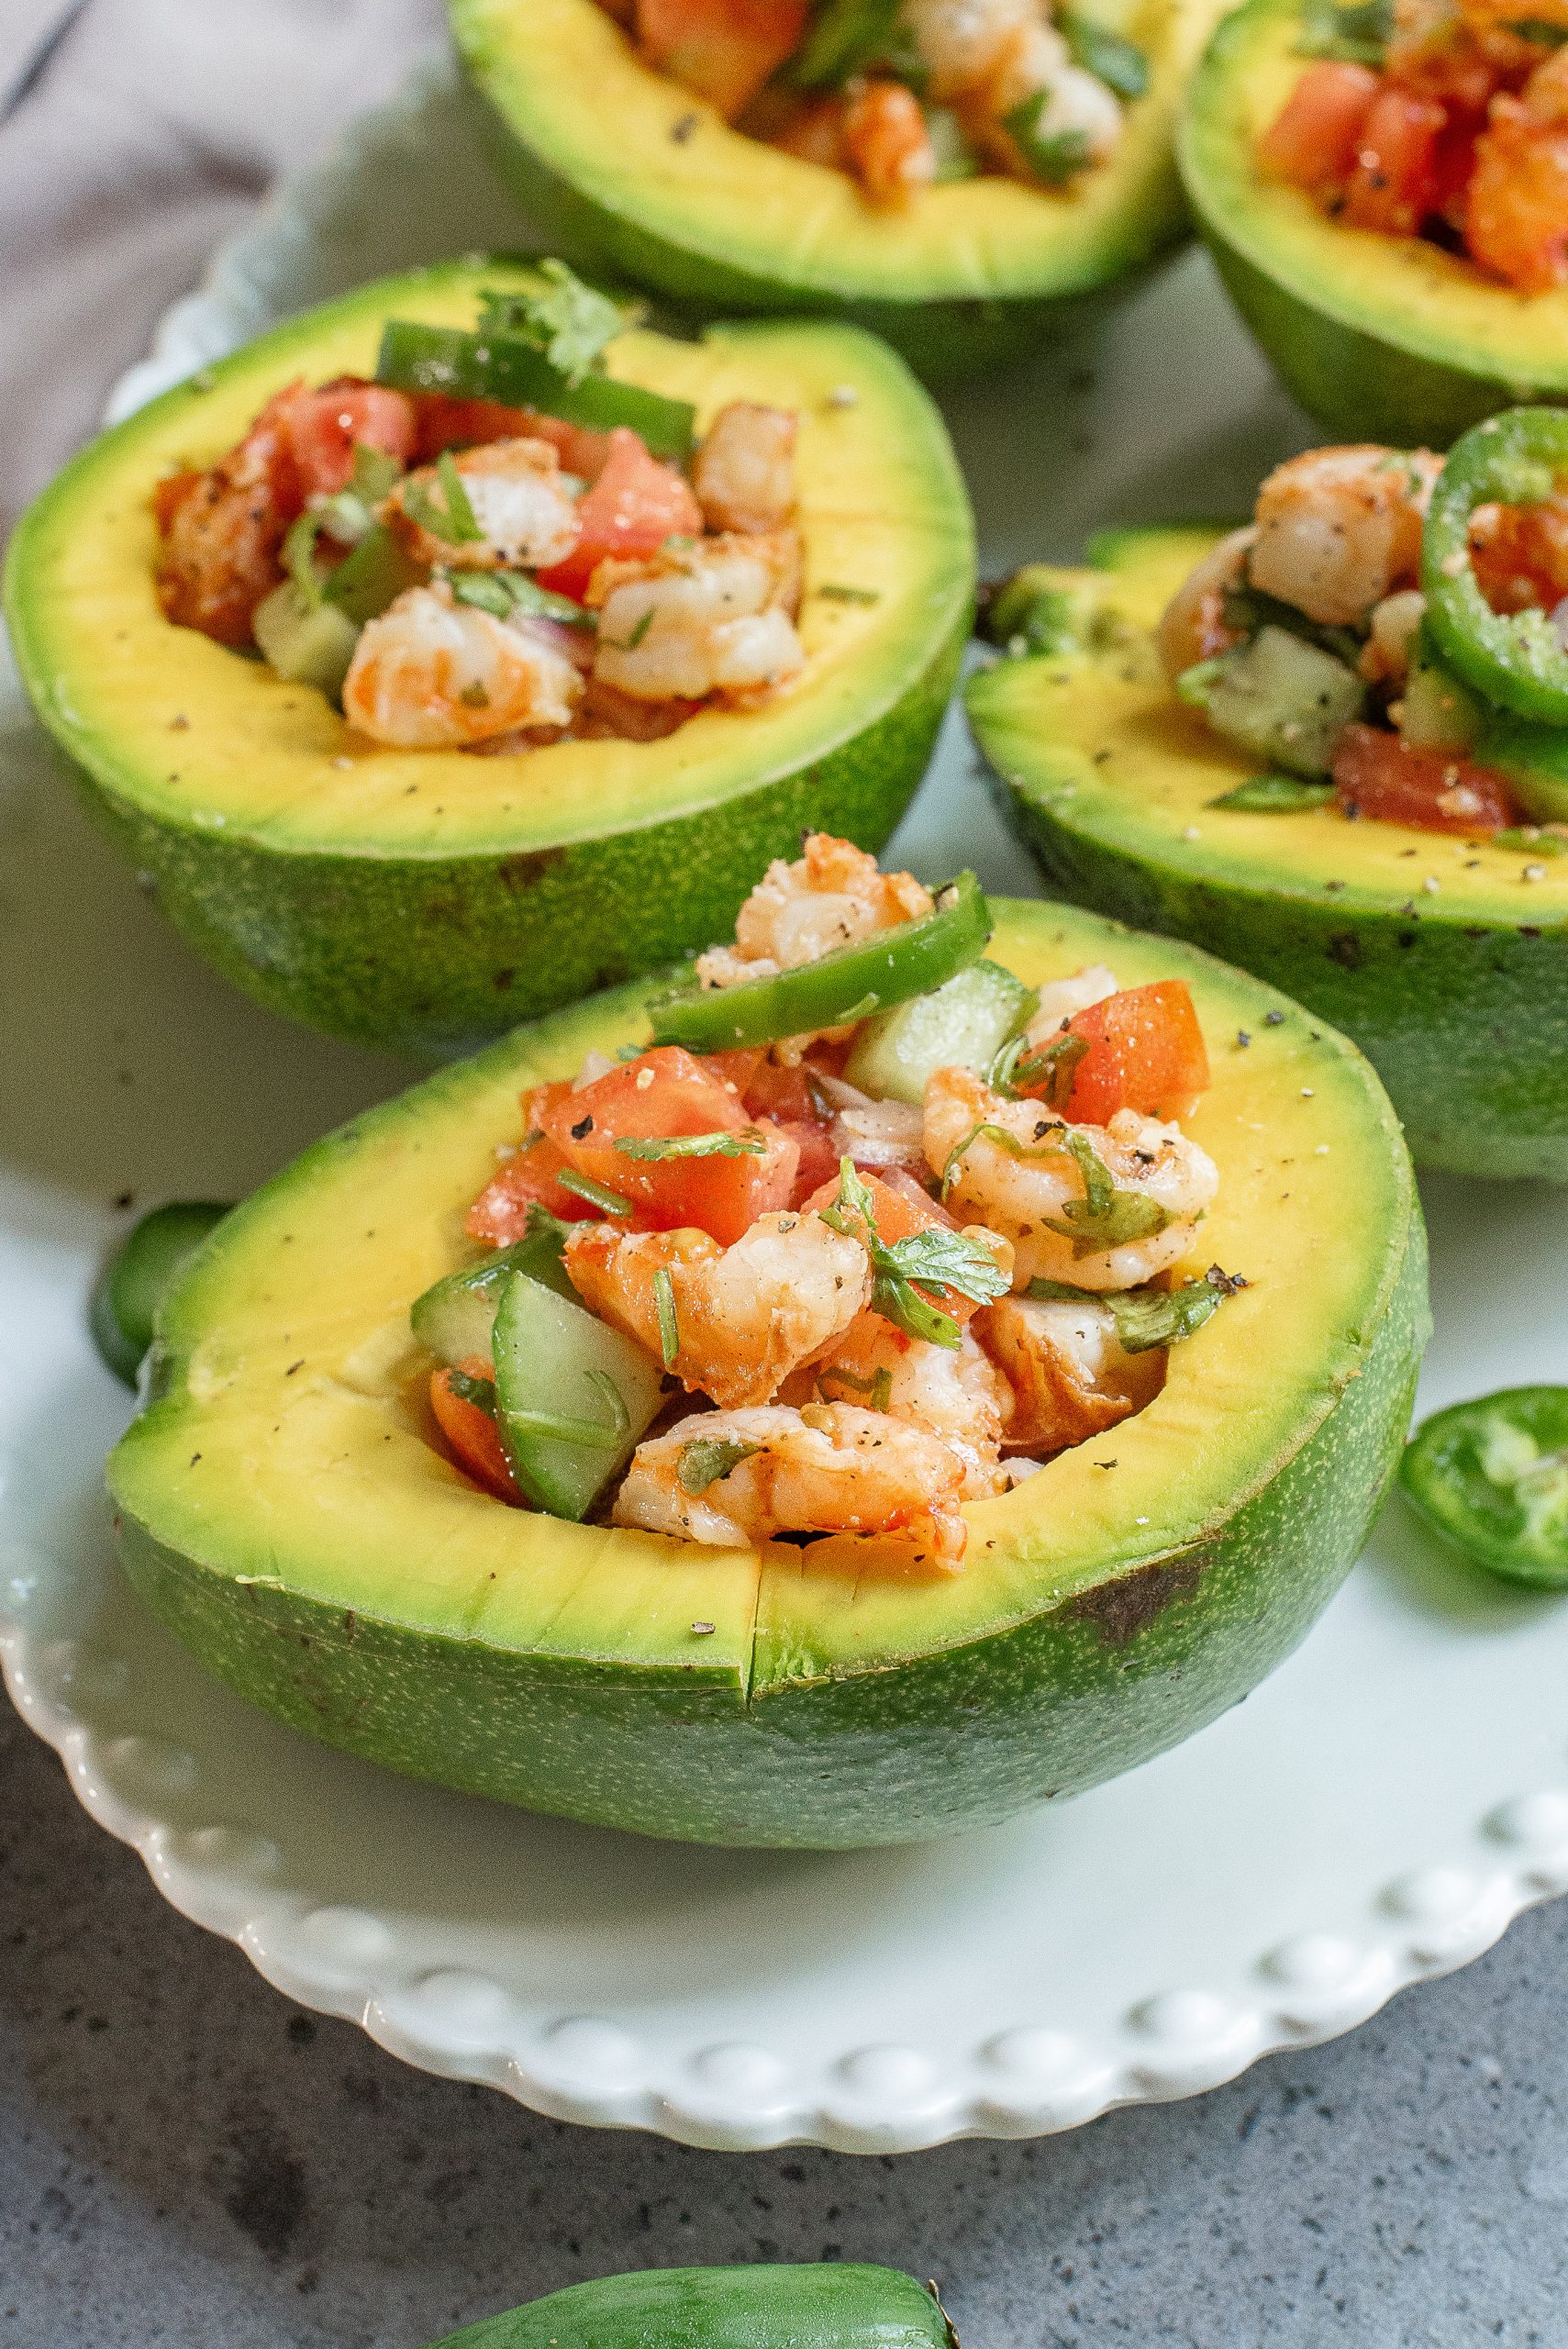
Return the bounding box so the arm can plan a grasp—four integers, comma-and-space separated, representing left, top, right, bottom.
153, 385, 305, 645
466, 1084, 606, 1240
800, 1168, 984, 1324
411, 392, 612, 481
281, 379, 417, 497
1466, 95, 1568, 291
1333, 723, 1520, 832
1342, 88, 1446, 236
152, 469, 202, 532
635, 0, 810, 118
1385, 19, 1499, 117
429, 1361, 521, 1503
1429, 113, 1483, 223
535, 428, 703, 601
538, 1045, 798, 1244
1469, 494, 1568, 614
784, 1119, 842, 1206
706, 1049, 826, 1126
842, 79, 934, 205
1031, 982, 1210, 1125
1258, 61, 1379, 192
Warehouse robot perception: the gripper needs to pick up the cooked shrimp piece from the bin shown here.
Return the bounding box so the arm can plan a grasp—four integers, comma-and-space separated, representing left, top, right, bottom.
696, 833, 933, 990
154, 389, 297, 646
975, 1293, 1163, 1454
1024, 963, 1120, 1045
341, 583, 583, 748
693, 403, 798, 534
785, 1310, 1011, 1498
591, 533, 806, 704
902, 0, 1041, 98
923, 1066, 1218, 1293
1157, 527, 1257, 679
842, 80, 937, 203
389, 436, 581, 573
1360, 587, 1428, 685
613, 1401, 972, 1564
564, 1211, 870, 1410
1249, 446, 1441, 628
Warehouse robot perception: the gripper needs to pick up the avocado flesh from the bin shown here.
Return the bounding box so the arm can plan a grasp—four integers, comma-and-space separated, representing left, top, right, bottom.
967, 529, 1568, 1180
2, 259, 972, 1058
450, 0, 1229, 381
108, 899, 1427, 1848
1181, 0, 1568, 444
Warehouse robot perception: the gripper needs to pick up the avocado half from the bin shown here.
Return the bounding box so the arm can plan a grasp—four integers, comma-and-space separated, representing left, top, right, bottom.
967, 529, 1568, 1181
1182, 0, 1568, 444
3, 259, 973, 1059
450, 0, 1228, 382
107, 898, 1428, 1849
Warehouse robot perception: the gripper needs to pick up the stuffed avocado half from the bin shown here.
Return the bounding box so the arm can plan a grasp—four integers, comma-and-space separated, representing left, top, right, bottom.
3, 259, 972, 1058
1183, 0, 1568, 445
451, 0, 1226, 381
107, 845, 1426, 1849
968, 480, 1568, 1180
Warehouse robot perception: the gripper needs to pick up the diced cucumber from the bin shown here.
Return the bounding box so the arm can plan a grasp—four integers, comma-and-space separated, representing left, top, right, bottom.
1201, 625, 1364, 777
252, 581, 361, 696
324, 524, 425, 626
843, 959, 1036, 1106
410, 1212, 574, 1367
1399, 632, 1482, 754
492, 1272, 663, 1520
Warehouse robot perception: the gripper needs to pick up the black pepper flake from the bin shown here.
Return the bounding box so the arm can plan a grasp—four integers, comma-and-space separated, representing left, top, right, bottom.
570, 1114, 595, 1140
691, 1620, 716, 1635
1264, 1009, 1284, 1026
189, 1453, 202, 1466
285, 1359, 305, 1376
1236, 1029, 1251, 1048
671, 111, 698, 141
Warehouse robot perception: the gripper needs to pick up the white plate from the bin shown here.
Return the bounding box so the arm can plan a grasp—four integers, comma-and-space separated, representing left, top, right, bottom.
6, 50, 1568, 2156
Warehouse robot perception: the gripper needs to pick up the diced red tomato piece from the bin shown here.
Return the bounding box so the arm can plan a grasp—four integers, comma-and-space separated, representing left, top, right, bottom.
1469, 494, 1568, 615
784, 1119, 843, 1207
1342, 87, 1446, 237
538, 1045, 798, 1245
1034, 982, 1211, 1125
535, 428, 703, 601
1429, 114, 1483, 222
800, 1168, 984, 1324
429, 1362, 521, 1503
1332, 724, 1520, 832
1258, 61, 1379, 192
635, 0, 810, 118
281, 379, 417, 497
1466, 94, 1568, 292
465, 1084, 607, 1240
410, 392, 613, 482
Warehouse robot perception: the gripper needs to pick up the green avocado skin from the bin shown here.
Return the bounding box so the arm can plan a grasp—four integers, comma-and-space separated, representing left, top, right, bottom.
49, 618, 963, 1062
1202, 236, 1532, 451
114, 1210, 1426, 1848
1001, 801, 1568, 1180
424, 2266, 952, 2349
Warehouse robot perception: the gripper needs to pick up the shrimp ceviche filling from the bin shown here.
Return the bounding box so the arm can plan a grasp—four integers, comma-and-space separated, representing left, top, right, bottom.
1260, 0, 1568, 294
410, 835, 1243, 1571
1157, 428, 1568, 838
594, 0, 1148, 206
151, 263, 806, 751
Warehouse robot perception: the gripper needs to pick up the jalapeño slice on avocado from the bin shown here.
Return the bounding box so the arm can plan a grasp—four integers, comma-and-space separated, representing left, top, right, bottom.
422, 2265, 960, 2349
375, 319, 697, 462
1423, 411, 1568, 729
91, 1202, 230, 1387
1401, 1386, 1568, 1589
649, 871, 991, 1050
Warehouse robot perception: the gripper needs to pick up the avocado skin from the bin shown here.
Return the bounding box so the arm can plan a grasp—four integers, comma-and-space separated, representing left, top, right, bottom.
1003, 815, 1567, 1180
112, 1205, 1426, 1846
56, 615, 965, 1063
1201, 235, 1527, 451
425, 2266, 951, 2349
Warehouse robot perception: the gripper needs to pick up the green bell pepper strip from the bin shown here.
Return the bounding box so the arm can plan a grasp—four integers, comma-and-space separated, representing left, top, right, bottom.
375, 320, 696, 463
422, 2264, 960, 2349
1422, 408, 1568, 726
1399, 1385, 1568, 1589
90, 1201, 230, 1387
647, 871, 993, 1052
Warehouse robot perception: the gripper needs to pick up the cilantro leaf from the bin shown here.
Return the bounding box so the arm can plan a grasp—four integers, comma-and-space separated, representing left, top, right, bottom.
989, 1027, 1089, 1106
1028, 1268, 1244, 1352
557, 1171, 634, 1215
822, 1157, 1008, 1349
446, 1368, 498, 1416
477, 262, 628, 387
1209, 774, 1337, 812
1062, 11, 1149, 96
653, 1266, 679, 1368
940, 1118, 1071, 1199
614, 1130, 768, 1161
449, 570, 595, 628
1296, 0, 1392, 62
1003, 99, 1092, 184
793, 0, 905, 86
1044, 1131, 1171, 1256
403, 448, 483, 545
677, 1436, 762, 1496
816, 1363, 894, 1411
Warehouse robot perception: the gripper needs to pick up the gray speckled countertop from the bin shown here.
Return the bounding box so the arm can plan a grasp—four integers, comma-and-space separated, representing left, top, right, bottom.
4, 1702, 1563, 2347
